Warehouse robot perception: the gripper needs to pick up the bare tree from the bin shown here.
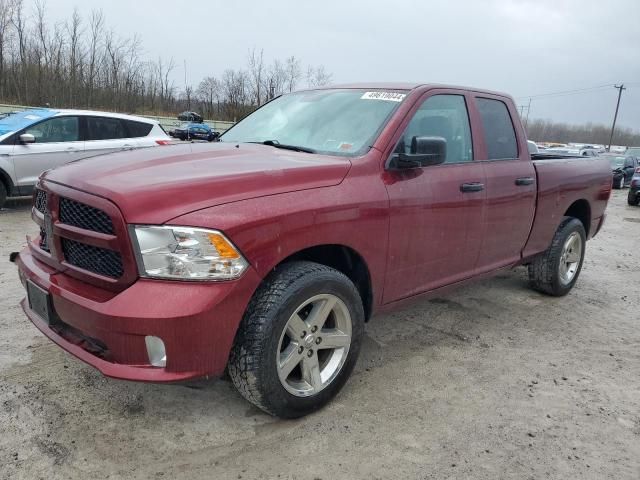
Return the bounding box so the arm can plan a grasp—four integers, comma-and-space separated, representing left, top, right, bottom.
197, 76, 220, 118
285, 55, 301, 93
247, 47, 264, 106
306, 64, 332, 88
0, 1, 333, 121
0, 0, 16, 98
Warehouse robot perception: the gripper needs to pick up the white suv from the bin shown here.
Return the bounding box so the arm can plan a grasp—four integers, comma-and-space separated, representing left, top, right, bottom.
0, 108, 171, 208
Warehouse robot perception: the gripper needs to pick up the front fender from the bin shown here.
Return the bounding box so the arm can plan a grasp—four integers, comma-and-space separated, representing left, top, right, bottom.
170, 181, 390, 307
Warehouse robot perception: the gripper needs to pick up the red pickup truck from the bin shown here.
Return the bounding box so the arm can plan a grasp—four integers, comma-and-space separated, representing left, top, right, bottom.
14, 83, 611, 418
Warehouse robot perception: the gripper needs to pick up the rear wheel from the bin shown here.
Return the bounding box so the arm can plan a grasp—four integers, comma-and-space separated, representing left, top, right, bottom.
628, 190, 640, 206
228, 261, 364, 418
528, 217, 586, 296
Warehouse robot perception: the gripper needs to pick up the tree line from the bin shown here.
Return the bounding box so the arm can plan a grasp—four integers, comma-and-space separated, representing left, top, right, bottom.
526, 118, 640, 147
0, 0, 332, 121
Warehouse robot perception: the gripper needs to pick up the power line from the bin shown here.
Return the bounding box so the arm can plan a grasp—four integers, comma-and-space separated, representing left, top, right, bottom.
515, 83, 617, 100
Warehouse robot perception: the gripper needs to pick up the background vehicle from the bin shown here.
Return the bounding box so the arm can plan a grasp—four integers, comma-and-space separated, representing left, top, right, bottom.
0, 109, 170, 208
628, 167, 640, 205
527, 140, 539, 154
544, 146, 598, 157
177, 111, 203, 123
172, 122, 219, 141
14, 84, 611, 418
625, 147, 640, 157
600, 153, 639, 189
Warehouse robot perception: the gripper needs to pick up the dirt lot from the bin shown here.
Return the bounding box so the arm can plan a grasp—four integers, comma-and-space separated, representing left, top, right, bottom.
1, 190, 639, 480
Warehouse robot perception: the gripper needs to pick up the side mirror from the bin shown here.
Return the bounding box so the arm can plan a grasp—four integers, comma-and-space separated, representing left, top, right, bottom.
390, 136, 447, 169
19, 133, 35, 144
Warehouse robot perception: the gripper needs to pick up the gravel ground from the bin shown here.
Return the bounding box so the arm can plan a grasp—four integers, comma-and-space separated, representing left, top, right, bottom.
0, 190, 639, 480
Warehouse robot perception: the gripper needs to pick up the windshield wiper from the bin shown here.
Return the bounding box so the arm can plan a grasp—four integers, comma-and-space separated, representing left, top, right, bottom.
250, 140, 316, 154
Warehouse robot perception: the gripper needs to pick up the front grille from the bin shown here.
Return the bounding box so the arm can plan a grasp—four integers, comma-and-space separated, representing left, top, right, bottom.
39, 227, 50, 253
62, 238, 123, 278
59, 198, 115, 235
35, 189, 47, 213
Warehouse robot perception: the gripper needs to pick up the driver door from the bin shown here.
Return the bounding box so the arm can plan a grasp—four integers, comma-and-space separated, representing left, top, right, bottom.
12, 116, 84, 188
383, 91, 486, 303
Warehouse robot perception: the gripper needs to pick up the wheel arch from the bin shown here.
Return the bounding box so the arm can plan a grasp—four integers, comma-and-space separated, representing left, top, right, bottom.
274, 244, 374, 322
0, 167, 14, 195
563, 199, 591, 237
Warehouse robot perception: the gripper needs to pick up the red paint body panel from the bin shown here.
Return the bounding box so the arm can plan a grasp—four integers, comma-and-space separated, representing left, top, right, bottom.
42, 142, 352, 225
15, 83, 612, 382
17, 249, 262, 380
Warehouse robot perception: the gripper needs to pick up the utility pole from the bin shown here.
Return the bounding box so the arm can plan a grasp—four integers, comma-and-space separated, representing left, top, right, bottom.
607, 84, 626, 151
524, 97, 532, 129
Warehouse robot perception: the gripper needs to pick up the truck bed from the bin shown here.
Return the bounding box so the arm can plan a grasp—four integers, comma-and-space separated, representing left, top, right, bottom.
523, 155, 611, 259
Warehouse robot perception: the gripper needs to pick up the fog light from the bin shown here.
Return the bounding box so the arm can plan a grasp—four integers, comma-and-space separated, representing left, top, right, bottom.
145, 336, 166, 367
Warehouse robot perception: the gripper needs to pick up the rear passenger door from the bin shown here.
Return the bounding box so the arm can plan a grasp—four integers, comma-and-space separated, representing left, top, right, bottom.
84, 116, 138, 157
472, 95, 537, 272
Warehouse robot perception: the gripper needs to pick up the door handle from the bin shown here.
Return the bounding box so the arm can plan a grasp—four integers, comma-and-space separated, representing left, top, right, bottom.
515, 177, 535, 186
460, 182, 484, 192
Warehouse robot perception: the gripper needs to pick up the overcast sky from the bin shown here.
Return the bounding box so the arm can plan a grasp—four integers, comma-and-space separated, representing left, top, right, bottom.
45, 0, 639, 130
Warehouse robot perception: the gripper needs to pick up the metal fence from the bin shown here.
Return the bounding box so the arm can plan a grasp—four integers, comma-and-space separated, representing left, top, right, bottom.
0, 103, 235, 133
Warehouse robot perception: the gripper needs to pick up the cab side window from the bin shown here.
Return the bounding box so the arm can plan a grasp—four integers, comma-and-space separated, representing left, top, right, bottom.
125, 120, 153, 138
24, 116, 80, 143
87, 117, 127, 140
476, 98, 518, 160
395, 94, 473, 164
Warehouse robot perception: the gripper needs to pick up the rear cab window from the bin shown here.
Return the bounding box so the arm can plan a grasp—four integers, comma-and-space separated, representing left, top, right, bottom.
476, 98, 518, 160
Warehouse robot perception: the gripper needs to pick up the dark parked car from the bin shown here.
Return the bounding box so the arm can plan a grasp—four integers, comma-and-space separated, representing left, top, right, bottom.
177, 111, 203, 123
628, 167, 640, 205
602, 154, 639, 189
172, 122, 219, 142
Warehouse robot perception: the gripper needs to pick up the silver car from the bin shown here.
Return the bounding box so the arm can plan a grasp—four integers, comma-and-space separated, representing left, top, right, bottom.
0, 108, 170, 208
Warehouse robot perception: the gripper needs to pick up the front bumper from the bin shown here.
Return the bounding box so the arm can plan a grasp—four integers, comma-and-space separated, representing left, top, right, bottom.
16, 248, 260, 382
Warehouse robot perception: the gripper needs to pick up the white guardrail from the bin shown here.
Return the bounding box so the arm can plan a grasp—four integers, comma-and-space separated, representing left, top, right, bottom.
0, 103, 235, 133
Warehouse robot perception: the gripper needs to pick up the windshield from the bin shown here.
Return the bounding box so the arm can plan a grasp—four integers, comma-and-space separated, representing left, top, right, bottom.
609, 156, 626, 168
220, 89, 407, 156
626, 147, 640, 156
0, 109, 57, 135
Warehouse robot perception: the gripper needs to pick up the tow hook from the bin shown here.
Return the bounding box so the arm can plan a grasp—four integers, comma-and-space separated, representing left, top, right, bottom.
9, 252, 19, 263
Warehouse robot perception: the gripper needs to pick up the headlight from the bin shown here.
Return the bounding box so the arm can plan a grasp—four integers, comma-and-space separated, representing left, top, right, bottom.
132, 226, 248, 280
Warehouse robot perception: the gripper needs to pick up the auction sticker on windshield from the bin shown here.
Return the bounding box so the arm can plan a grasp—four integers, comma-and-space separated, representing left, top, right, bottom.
361, 91, 406, 102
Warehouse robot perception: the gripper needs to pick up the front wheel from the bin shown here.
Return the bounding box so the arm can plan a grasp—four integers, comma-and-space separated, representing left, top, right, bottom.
228, 261, 364, 418
0, 181, 6, 210
616, 176, 625, 189
528, 217, 586, 296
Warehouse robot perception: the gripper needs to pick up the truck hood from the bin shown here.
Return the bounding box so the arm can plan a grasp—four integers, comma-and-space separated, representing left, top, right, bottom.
43, 142, 352, 224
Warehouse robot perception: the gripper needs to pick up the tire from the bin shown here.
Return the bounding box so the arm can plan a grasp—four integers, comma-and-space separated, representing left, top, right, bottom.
629, 190, 640, 206
0, 181, 6, 210
616, 176, 625, 189
528, 217, 586, 297
228, 261, 365, 418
